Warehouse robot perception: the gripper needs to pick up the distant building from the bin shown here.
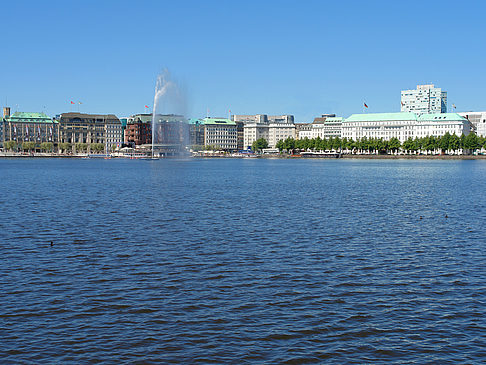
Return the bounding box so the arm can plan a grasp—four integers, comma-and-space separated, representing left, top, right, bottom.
401, 84, 447, 114
342, 112, 470, 142
3, 111, 59, 149
295, 123, 312, 140
236, 114, 295, 149
297, 114, 343, 140
458, 112, 486, 136
190, 118, 237, 151
125, 113, 152, 145
58, 112, 123, 150
189, 118, 205, 147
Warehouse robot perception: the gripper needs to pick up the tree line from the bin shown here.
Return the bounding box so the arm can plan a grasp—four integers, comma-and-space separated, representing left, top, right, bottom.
3, 141, 108, 153
273, 132, 485, 154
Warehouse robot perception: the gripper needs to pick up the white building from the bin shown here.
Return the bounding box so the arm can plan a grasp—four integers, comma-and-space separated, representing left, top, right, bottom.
401, 84, 447, 114
202, 118, 237, 150
297, 117, 343, 140
342, 112, 470, 143
244, 122, 295, 149
458, 112, 486, 136
239, 114, 295, 149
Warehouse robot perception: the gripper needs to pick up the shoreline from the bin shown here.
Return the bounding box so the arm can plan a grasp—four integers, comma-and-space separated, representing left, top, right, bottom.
1, 153, 485, 160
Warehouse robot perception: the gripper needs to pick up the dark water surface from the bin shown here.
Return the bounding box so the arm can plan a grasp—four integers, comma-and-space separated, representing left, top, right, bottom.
1, 158, 486, 363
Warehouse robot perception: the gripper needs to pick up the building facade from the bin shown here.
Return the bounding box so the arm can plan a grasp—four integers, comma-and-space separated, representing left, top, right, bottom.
297, 115, 343, 140
125, 114, 152, 145
3, 111, 59, 148
342, 112, 470, 142
58, 112, 123, 150
458, 112, 486, 137
202, 118, 237, 150
401, 84, 447, 114
237, 114, 295, 149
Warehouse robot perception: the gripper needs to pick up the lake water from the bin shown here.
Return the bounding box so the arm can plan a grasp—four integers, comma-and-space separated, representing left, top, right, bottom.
1, 158, 486, 363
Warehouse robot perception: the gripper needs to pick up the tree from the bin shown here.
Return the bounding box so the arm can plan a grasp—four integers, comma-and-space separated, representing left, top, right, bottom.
91, 143, 105, 153
75, 143, 88, 153
59, 142, 72, 153
5, 140, 17, 151
22, 141, 35, 152
252, 138, 268, 152
464, 132, 479, 154
440, 132, 451, 153
449, 134, 461, 152
40, 142, 53, 152
388, 137, 401, 153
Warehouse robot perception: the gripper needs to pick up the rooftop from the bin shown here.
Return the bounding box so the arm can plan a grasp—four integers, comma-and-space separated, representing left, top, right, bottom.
6, 112, 56, 124
202, 118, 236, 126
344, 112, 468, 123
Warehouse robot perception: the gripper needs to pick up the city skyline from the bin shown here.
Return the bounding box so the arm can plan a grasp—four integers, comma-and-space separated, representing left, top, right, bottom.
1, 0, 485, 121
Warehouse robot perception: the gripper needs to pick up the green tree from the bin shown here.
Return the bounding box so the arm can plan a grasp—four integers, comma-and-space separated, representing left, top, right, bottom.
439, 132, 451, 153
40, 142, 53, 152
91, 143, 105, 153
388, 137, 401, 153
448, 134, 460, 152
75, 143, 88, 153
464, 132, 479, 154
22, 141, 35, 152
5, 140, 17, 151
59, 142, 72, 153
252, 138, 268, 152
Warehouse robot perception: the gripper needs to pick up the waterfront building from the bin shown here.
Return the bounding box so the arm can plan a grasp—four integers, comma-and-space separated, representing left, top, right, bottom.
298, 114, 343, 140
238, 114, 295, 149
201, 117, 238, 151
125, 113, 152, 145
342, 112, 470, 142
58, 112, 123, 151
189, 118, 205, 147
3, 111, 59, 149
295, 123, 312, 140
458, 111, 486, 137
401, 84, 447, 114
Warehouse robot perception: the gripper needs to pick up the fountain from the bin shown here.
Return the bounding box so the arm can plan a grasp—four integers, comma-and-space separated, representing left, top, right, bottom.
151, 69, 189, 157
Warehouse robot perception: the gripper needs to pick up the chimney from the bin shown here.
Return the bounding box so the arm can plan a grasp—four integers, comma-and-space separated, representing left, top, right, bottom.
3, 107, 10, 118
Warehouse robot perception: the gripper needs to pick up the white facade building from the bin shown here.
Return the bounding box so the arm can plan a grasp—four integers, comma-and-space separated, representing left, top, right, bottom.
202, 118, 238, 150
105, 121, 124, 148
239, 114, 295, 149
458, 112, 486, 136
244, 122, 296, 149
297, 117, 343, 140
342, 112, 470, 143
401, 84, 447, 114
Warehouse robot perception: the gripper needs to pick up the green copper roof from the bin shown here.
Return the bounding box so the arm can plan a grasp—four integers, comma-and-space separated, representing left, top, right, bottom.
344, 112, 417, 122
417, 113, 468, 122
7, 112, 56, 124
202, 118, 236, 125
345, 112, 468, 123
188, 118, 203, 125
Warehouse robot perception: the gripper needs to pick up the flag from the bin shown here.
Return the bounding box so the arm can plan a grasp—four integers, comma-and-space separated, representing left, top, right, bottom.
79, 101, 82, 105
49, 126, 52, 136
401, 101, 404, 106
452, 104, 456, 109
364, 103, 368, 108
70, 101, 75, 104
26, 126, 29, 136
14, 125, 17, 134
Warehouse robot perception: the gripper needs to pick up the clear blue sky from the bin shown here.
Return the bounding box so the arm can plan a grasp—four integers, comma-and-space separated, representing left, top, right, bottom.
1, 0, 485, 122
